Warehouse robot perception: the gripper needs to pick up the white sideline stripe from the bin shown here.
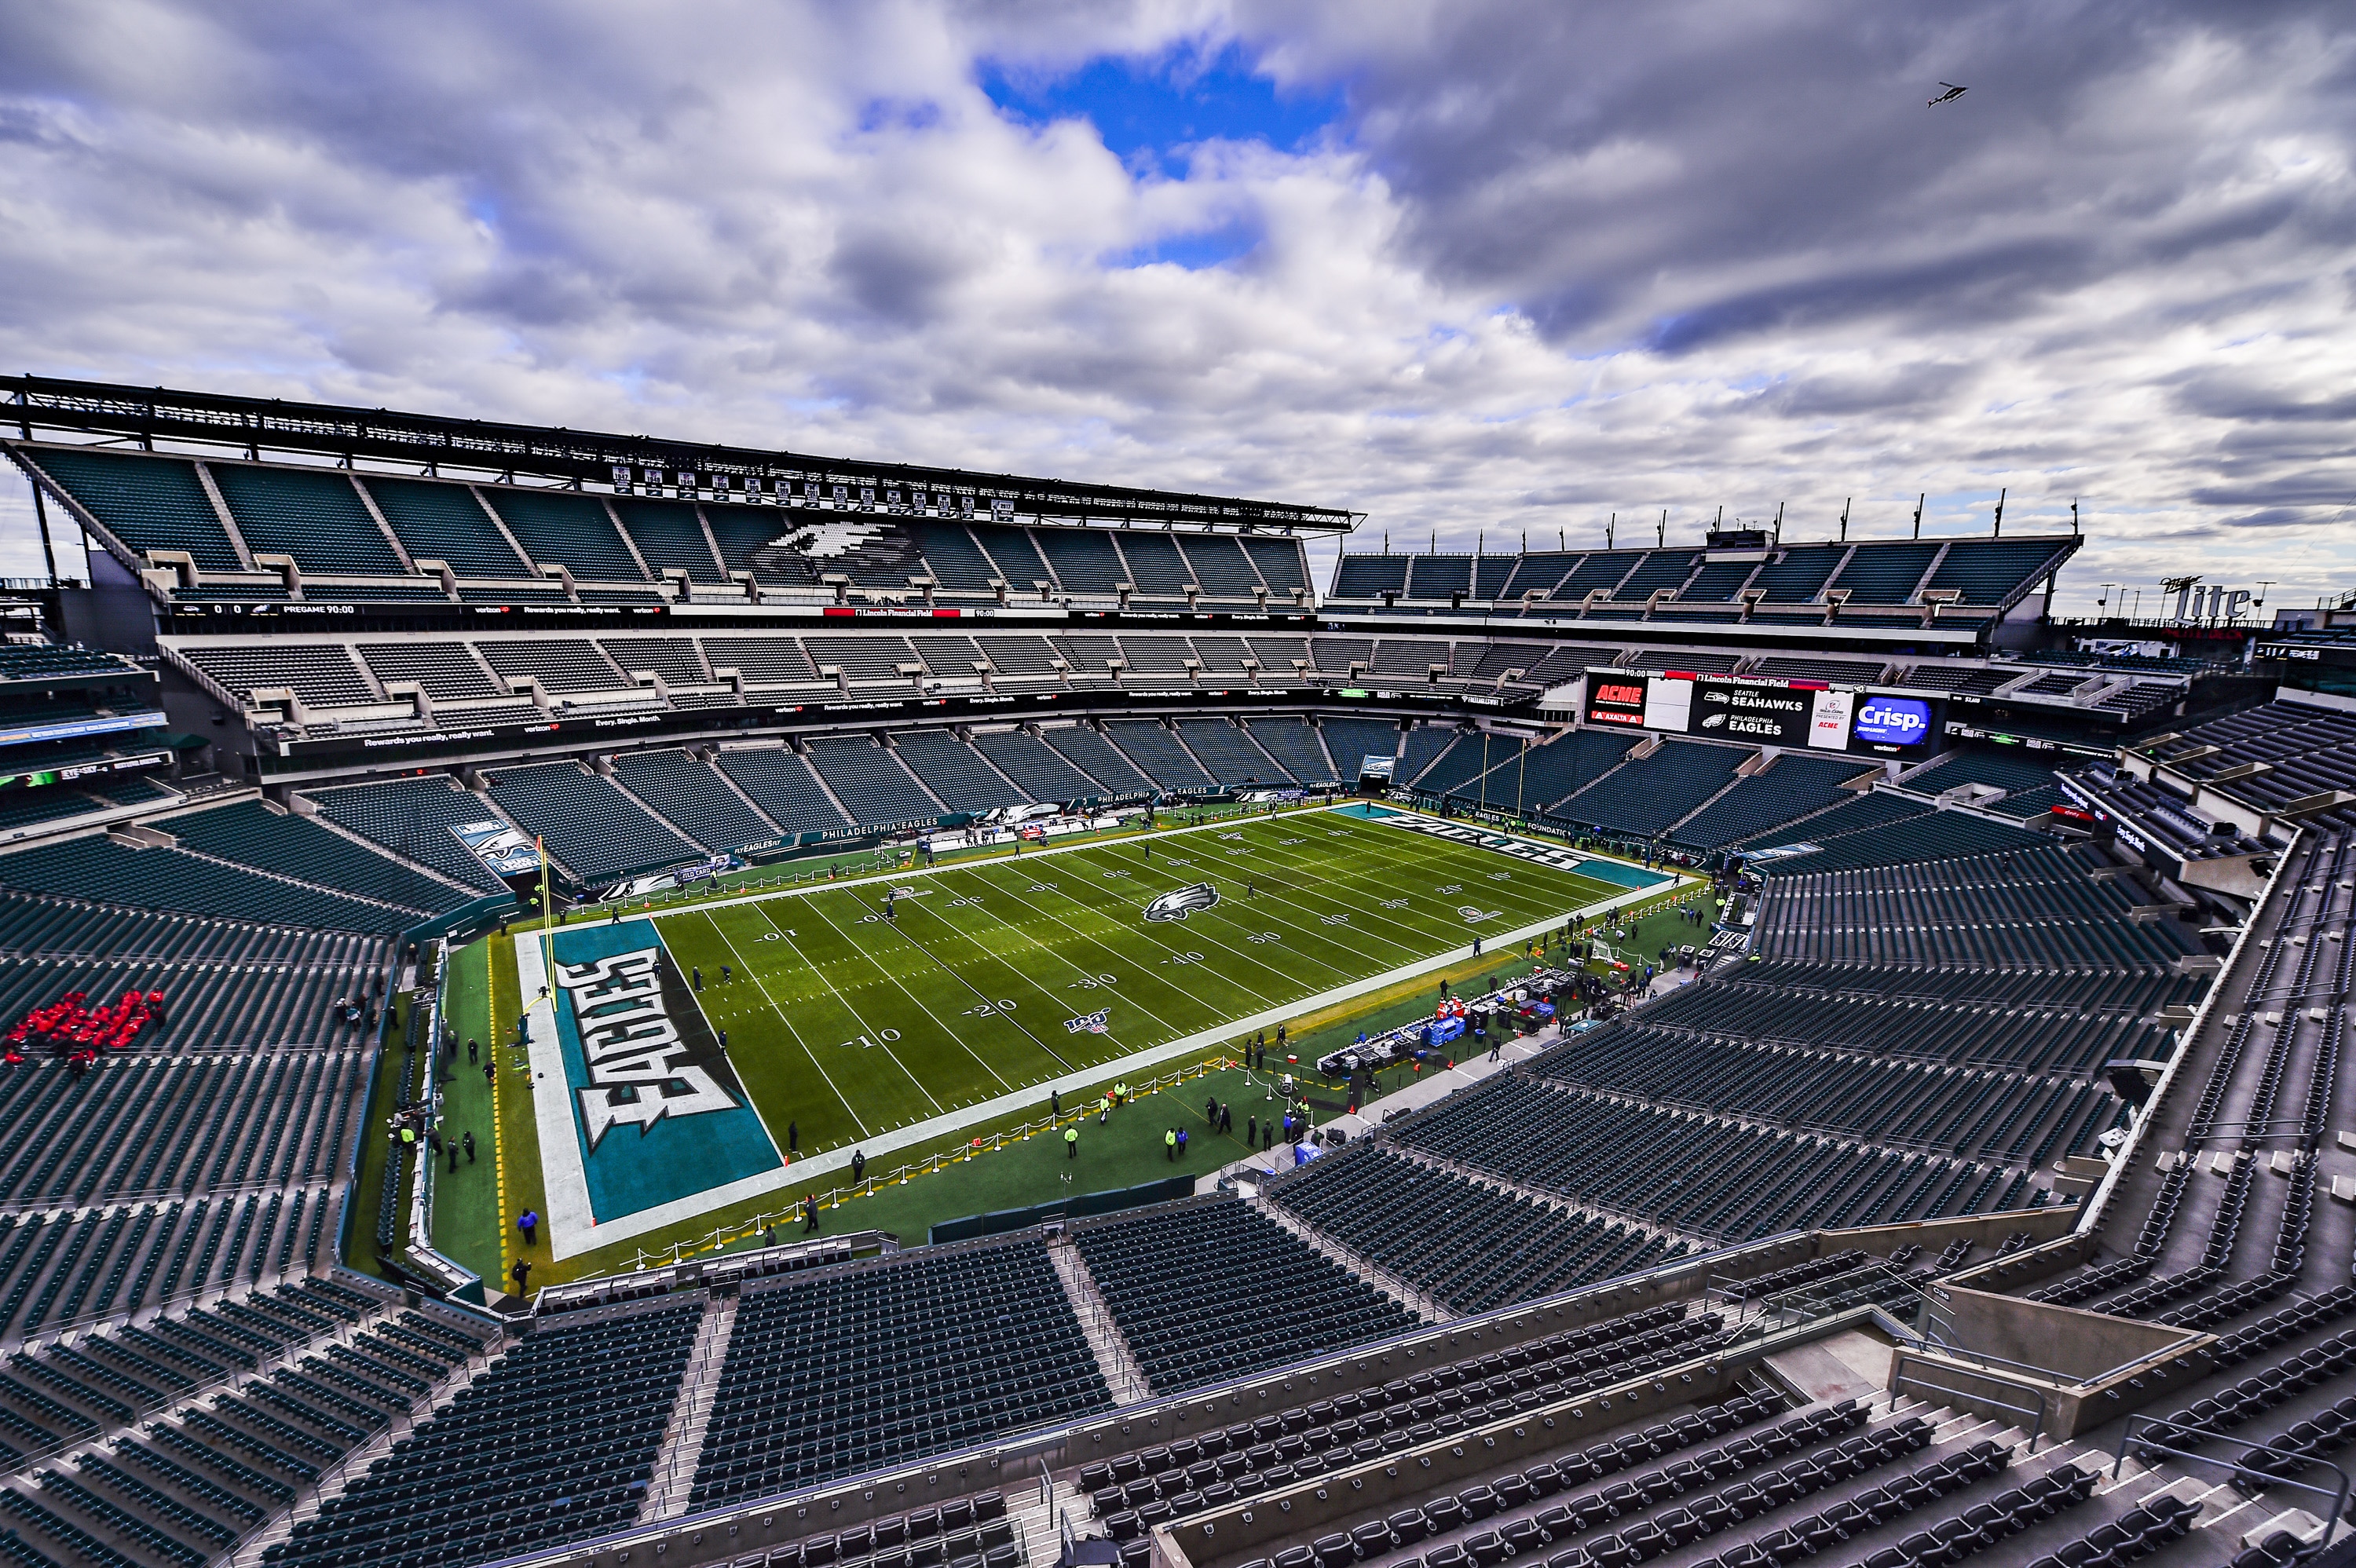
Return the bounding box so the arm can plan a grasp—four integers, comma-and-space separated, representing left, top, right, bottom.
515, 868, 1677, 1262
513, 934, 807, 1262
617, 801, 1670, 921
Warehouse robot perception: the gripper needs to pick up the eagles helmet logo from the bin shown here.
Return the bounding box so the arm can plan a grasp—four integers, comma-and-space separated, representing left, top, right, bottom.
1143, 883, 1220, 922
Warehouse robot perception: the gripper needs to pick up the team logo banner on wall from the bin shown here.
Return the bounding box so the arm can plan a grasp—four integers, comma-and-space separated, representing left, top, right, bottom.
451, 820, 540, 878
520, 920, 784, 1256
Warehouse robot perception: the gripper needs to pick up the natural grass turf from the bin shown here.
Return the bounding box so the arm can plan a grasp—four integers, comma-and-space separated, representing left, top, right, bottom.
705, 1065, 1290, 1253
428, 941, 508, 1288
346, 994, 419, 1286
429, 809, 1685, 1287
653, 808, 1626, 1160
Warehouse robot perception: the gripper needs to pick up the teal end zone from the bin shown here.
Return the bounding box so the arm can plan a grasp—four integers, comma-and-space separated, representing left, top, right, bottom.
549, 919, 785, 1226
1549, 856, 1670, 890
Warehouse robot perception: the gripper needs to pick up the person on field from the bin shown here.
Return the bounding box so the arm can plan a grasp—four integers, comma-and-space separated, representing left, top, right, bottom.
1066, 1124, 1079, 1159
1165, 1128, 1176, 1161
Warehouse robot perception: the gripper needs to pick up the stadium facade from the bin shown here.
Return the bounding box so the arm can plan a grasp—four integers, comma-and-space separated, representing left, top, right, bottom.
0, 375, 2344, 1568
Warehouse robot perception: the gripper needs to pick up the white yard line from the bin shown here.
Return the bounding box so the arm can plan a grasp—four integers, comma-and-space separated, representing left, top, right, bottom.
847, 883, 1094, 1076
1107, 841, 1425, 976
686, 910, 866, 1139
519, 872, 1668, 1259
938, 861, 1301, 1039
796, 889, 1012, 1098
1103, 821, 1581, 970
1071, 853, 1371, 992
749, 901, 943, 1117
916, 865, 1194, 1049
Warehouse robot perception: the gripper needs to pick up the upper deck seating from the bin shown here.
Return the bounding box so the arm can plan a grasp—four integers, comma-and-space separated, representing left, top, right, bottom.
209, 464, 404, 576
361, 477, 530, 577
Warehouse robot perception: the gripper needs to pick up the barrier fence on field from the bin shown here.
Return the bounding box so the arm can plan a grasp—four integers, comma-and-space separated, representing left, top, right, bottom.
607, 1052, 1260, 1275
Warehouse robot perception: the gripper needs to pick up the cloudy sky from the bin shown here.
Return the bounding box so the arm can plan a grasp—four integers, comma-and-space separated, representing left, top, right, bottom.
1, 0, 2350, 615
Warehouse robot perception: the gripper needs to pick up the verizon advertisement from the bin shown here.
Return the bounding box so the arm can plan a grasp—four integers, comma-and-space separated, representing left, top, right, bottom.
1586, 673, 1941, 756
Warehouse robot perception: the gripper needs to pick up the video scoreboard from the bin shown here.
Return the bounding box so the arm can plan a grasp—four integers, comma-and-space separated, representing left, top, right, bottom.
1584, 671, 1941, 758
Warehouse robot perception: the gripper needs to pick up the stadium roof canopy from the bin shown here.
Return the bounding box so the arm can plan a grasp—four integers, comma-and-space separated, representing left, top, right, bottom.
2, 373, 1357, 534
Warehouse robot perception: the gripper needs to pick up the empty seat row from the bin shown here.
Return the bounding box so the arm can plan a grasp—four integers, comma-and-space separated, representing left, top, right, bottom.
692, 1239, 1110, 1508
1074, 1201, 1419, 1394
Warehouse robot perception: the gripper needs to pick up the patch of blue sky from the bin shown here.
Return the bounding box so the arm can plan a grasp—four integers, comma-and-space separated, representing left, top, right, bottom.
1118, 220, 1260, 272
982, 44, 1343, 172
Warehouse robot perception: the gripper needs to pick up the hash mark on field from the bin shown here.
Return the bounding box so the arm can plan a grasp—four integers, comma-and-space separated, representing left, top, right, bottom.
1105, 841, 1420, 971
750, 901, 942, 1115
950, 864, 1271, 1030
690, 909, 866, 1138
845, 884, 1080, 1077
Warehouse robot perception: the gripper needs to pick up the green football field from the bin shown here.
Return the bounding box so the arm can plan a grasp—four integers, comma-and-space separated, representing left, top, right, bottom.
651, 807, 1649, 1162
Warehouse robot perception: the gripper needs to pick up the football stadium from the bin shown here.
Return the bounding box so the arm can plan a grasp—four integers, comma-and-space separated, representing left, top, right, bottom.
0, 372, 2347, 1568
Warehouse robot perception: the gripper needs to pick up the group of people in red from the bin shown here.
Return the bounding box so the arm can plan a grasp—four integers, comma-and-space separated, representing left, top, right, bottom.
2, 988, 166, 1070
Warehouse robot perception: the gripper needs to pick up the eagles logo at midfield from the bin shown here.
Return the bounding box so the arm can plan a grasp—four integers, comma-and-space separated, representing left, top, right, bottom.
1143, 883, 1221, 922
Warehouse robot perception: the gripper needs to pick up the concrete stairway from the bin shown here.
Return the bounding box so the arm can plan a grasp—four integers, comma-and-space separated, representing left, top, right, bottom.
1048, 1238, 1151, 1405
641, 1292, 741, 1522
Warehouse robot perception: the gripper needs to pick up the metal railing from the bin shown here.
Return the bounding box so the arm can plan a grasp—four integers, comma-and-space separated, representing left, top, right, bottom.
227, 1321, 503, 1564
0, 1206, 354, 1358
1249, 1186, 1448, 1324
1053, 1253, 1151, 1405
2115, 1414, 2347, 1563
1893, 1359, 2049, 1450
0, 1282, 415, 1482
588, 1053, 1246, 1278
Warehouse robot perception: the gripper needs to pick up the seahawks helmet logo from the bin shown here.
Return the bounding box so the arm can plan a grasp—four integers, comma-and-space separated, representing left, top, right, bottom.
1144, 883, 1220, 922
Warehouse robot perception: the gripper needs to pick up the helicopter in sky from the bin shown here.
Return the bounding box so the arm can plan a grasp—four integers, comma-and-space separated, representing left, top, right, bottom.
1928, 82, 1968, 106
